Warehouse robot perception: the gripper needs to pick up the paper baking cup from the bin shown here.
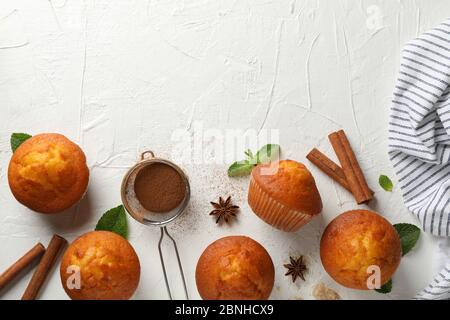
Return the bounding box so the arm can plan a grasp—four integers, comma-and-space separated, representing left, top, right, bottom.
248, 177, 316, 232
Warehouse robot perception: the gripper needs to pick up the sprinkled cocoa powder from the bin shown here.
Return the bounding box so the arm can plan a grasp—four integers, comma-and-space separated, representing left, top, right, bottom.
134, 163, 186, 213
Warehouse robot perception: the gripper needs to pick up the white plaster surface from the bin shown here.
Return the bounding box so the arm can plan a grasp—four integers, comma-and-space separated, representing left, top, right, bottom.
1, 0, 450, 300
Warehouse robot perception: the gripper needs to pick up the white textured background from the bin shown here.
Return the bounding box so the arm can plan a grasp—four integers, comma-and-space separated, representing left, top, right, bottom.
1, 0, 450, 300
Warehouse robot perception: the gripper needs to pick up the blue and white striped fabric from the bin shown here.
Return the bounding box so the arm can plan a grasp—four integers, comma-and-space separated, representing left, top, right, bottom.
389, 18, 450, 300
415, 264, 450, 300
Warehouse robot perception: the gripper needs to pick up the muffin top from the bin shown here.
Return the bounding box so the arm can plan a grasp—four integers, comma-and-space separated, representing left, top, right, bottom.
196, 236, 274, 300
60, 231, 140, 300
252, 160, 322, 215
8, 133, 89, 213
320, 210, 402, 290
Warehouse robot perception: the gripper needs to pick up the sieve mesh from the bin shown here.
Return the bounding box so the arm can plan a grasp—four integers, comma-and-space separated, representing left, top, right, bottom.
121, 159, 190, 226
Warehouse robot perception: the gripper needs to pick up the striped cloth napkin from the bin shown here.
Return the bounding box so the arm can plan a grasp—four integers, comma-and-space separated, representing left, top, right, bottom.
389, 18, 450, 300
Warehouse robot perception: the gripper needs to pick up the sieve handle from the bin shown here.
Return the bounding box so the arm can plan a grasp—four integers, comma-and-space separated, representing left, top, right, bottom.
141, 150, 155, 160
158, 226, 189, 300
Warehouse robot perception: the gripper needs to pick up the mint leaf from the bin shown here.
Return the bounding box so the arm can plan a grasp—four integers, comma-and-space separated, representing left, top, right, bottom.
394, 223, 421, 256
375, 279, 392, 294
256, 144, 280, 164
95, 205, 128, 238
379, 175, 393, 192
228, 144, 281, 178
11, 133, 32, 152
228, 160, 255, 177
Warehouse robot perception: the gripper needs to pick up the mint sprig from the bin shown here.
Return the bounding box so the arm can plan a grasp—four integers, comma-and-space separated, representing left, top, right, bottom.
11, 133, 32, 152
228, 144, 280, 177
95, 205, 128, 239
394, 223, 421, 256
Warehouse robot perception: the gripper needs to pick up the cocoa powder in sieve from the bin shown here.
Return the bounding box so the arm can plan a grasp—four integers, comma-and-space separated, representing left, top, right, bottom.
134, 163, 186, 213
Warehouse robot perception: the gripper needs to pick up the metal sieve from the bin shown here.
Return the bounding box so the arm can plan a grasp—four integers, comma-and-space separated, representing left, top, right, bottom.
121, 150, 190, 300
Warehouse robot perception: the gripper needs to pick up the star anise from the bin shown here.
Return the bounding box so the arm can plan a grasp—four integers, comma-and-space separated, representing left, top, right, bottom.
284, 256, 307, 283
209, 196, 239, 224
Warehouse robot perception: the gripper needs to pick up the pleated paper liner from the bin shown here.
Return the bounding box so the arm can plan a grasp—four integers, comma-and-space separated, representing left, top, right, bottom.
248, 177, 317, 232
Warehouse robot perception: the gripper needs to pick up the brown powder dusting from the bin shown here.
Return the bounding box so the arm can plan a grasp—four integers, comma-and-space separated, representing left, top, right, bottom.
134, 163, 186, 213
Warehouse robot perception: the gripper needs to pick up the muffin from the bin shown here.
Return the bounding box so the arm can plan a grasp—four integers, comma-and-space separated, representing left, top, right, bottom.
196, 236, 274, 300
60, 231, 140, 300
320, 210, 402, 290
8, 133, 89, 213
248, 160, 322, 232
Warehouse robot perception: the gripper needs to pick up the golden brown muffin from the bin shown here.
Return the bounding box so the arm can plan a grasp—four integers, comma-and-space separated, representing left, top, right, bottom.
8, 133, 89, 214
196, 236, 275, 300
248, 160, 323, 232
60, 231, 140, 300
320, 210, 402, 290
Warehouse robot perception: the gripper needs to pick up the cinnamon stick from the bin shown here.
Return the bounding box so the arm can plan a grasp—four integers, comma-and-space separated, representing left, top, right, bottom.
307, 148, 352, 192
328, 130, 373, 204
21, 235, 67, 300
307, 148, 375, 196
0, 243, 45, 291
